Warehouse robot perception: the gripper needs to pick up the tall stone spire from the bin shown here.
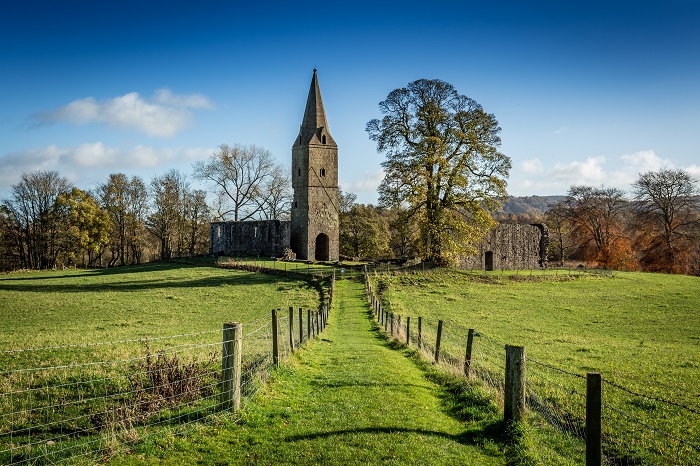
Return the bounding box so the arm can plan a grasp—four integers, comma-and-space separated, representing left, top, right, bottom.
290, 69, 339, 261
295, 69, 336, 147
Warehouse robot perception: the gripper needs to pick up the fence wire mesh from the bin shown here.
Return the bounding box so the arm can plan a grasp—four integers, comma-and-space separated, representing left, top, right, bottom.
365, 272, 699, 466
1, 272, 334, 465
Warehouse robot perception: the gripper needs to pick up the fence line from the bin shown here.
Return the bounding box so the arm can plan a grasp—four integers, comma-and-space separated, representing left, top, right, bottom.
364, 271, 699, 465
1, 270, 335, 465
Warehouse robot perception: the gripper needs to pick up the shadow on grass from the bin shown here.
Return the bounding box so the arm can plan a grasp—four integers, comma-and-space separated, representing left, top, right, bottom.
0, 259, 318, 294
358, 303, 532, 461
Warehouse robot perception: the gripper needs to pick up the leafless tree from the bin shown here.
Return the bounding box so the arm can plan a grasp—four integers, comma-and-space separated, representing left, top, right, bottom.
193, 144, 289, 222
631, 169, 700, 274
257, 165, 292, 220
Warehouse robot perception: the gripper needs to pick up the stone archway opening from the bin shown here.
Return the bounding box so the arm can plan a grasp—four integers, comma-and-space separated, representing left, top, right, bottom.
315, 233, 329, 261
485, 251, 494, 271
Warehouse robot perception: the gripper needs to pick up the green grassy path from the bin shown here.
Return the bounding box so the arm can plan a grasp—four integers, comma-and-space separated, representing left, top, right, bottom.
112, 278, 503, 465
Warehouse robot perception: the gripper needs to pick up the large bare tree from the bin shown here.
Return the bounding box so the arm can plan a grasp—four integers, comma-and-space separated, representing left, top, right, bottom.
632, 169, 700, 274
367, 79, 510, 264
193, 144, 290, 221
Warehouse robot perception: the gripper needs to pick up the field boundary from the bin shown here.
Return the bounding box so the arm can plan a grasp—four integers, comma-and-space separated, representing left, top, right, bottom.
0, 271, 334, 465
365, 270, 700, 465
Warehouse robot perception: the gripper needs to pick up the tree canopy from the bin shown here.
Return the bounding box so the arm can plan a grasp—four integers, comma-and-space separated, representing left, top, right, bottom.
367, 78, 510, 264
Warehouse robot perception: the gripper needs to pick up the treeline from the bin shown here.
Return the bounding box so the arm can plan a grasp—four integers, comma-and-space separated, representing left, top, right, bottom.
0, 170, 211, 271
340, 169, 700, 276
0, 144, 292, 272
545, 169, 700, 275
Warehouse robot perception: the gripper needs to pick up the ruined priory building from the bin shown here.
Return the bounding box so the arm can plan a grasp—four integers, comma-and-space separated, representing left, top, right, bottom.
210, 70, 340, 261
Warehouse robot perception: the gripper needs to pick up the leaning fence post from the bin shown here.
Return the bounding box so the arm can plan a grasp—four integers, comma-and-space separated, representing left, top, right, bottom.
504, 345, 526, 423
464, 329, 475, 378
586, 372, 602, 466
221, 322, 242, 412
434, 320, 443, 364
271, 309, 279, 366
406, 316, 410, 346
288, 307, 295, 354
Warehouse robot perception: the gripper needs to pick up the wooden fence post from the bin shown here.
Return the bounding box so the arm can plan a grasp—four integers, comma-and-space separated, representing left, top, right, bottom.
406, 316, 410, 346
586, 372, 602, 466
299, 308, 303, 344
390, 313, 394, 336
434, 320, 443, 364
418, 316, 422, 349
384, 309, 389, 332
504, 345, 526, 423
271, 309, 279, 366
288, 307, 295, 353
464, 328, 475, 378
221, 322, 242, 412
307, 309, 312, 340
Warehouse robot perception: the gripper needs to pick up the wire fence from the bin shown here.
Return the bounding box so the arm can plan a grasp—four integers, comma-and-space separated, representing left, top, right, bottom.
365, 272, 700, 465
1, 272, 335, 465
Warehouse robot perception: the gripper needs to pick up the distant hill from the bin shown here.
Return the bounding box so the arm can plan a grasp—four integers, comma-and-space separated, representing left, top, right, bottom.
494, 195, 564, 223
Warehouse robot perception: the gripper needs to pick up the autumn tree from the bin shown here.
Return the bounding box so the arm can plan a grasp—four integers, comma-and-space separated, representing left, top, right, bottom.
631, 169, 700, 274
367, 79, 510, 264
556, 185, 634, 268
339, 191, 391, 259
53, 188, 111, 266
193, 144, 289, 221
1, 171, 71, 269
98, 174, 149, 266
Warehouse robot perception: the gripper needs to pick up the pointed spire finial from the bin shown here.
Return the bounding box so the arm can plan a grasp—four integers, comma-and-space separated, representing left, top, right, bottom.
294, 69, 335, 147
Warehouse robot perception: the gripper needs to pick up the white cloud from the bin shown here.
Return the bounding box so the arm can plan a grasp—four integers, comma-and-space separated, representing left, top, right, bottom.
520, 158, 544, 175
620, 149, 673, 173
551, 156, 607, 184
685, 164, 700, 180
154, 88, 215, 109
36, 89, 215, 138
0, 143, 214, 193
508, 150, 682, 196
340, 170, 385, 204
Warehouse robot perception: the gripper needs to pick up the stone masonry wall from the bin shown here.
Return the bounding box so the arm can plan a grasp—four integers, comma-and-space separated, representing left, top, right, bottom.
460, 223, 548, 270
210, 220, 291, 257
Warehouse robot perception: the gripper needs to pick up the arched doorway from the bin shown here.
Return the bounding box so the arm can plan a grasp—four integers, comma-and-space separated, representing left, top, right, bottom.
485, 251, 494, 271
315, 233, 329, 261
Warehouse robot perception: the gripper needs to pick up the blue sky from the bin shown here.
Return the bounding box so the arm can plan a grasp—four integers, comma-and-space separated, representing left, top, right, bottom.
1, 0, 699, 204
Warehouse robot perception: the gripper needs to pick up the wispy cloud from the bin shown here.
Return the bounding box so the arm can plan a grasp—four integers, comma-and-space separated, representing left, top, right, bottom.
0, 143, 214, 192
340, 170, 385, 204
34, 89, 215, 138
509, 150, 686, 196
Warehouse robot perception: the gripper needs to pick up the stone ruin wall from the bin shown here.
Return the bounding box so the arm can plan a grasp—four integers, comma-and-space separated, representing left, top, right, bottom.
460, 223, 549, 270
210, 220, 291, 257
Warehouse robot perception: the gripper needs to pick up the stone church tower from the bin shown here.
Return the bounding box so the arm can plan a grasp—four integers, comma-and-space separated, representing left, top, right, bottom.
290, 70, 339, 261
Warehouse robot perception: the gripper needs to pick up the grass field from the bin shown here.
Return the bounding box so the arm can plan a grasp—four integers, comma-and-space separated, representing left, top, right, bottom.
0, 259, 324, 464
109, 279, 507, 466
371, 268, 700, 464
0, 258, 321, 351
